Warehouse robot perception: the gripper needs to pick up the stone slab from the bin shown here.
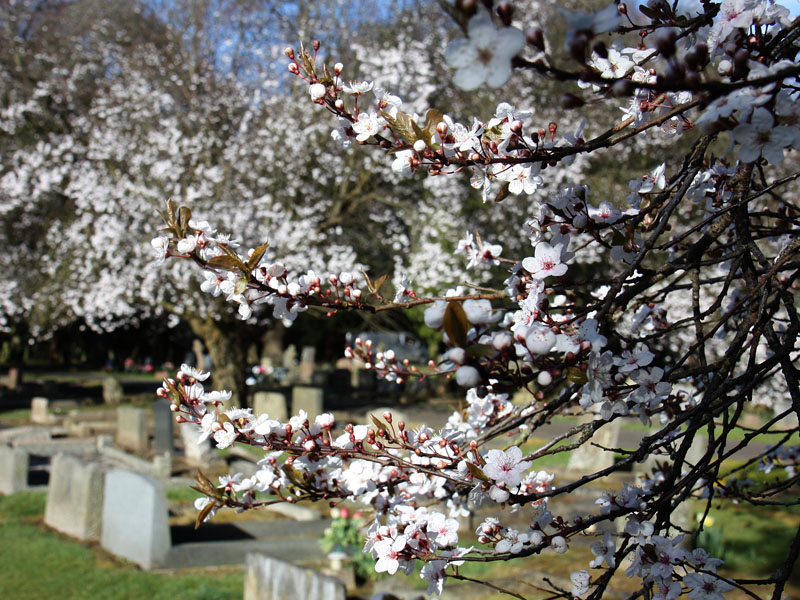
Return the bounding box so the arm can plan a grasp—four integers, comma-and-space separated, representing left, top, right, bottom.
101, 469, 171, 569
243, 553, 346, 600
99, 444, 171, 479
44, 453, 106, 541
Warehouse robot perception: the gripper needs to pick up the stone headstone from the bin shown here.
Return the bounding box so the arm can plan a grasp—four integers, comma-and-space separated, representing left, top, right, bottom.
44, 454, 106, 541
101, 469, 171, 569
30, 397, 54, 425
243, 553, 346, 600
6, 367, 21, 390
0, 445, 28, 494
116, 406, 148, 454
292, 386, 323, 421
567, 417, 621, 473
180, 423, 213, 467
282, 345, 297, 370
298, 346, 316, 384
253, 391, 288, 422
102, 377, 124, 405
152, 398, 174, 454
773, 397, 799, 429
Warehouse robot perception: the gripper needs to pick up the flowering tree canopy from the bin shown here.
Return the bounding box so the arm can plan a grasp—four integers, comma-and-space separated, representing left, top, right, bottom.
63, 0, 800, 597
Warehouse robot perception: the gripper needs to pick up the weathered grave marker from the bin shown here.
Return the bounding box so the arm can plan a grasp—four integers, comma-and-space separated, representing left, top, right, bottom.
243, 553, 346, 600
253, 391, 288, 422
116, 406, 148, 454
0, 445, 28, 494
291, 386, 323, 421
44, 453, 106, 541
567, 417, 621, 473
102, 377, 124, 405
101, 469, 171, 569
152, 398, 174, 454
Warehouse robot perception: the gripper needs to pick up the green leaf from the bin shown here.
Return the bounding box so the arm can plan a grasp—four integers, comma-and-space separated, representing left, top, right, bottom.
443, 302, 469, 348
466, 345, 495, 358
566, 367, 588, 384
282, 465, 307, 488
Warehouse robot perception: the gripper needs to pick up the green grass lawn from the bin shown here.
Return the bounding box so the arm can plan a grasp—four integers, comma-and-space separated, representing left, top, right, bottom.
0, 491, 243, 600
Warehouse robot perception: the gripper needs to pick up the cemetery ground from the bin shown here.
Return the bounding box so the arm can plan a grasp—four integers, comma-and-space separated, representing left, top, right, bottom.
0, 370, 798, 599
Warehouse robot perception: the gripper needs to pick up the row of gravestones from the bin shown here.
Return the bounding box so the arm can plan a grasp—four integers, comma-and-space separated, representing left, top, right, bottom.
39, 453, 347, 599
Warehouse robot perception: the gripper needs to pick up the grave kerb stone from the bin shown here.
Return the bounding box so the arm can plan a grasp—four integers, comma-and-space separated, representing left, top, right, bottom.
101, 469, 171, 569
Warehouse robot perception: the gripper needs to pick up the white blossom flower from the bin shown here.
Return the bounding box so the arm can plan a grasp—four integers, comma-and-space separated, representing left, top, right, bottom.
484, 446, 530, 488
444, 11, 525, 91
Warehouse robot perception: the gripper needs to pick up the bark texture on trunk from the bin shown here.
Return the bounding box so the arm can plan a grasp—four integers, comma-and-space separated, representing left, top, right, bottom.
187, 316, 250, 408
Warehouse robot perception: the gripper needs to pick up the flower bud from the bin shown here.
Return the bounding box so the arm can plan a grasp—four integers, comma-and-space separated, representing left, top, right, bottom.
284, 47, 294, 59
334, 62, 343, 75
288, 63, 299, 74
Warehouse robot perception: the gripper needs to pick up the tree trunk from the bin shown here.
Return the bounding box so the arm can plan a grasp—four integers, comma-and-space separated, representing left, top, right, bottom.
186, 316, 250, 408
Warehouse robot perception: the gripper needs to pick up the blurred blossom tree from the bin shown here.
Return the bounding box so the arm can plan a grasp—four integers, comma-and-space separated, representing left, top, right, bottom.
151, 1, 800, 598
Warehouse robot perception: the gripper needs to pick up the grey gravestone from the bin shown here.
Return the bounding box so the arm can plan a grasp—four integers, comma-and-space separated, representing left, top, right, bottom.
253, 391, 288, 422
773, 398, 799, 429
567, 417, 621, 473
44, 453, 106, 541
102, 377, 124, 405
101, 469, 171, 569
116, 406, 148, 453
180, 423, 213, 467
292, 386, 323, 421
6, 367, 21, 390
244, 553, 346, 600
282, 345, 297, 370
0, 445, 28, 494
152, 398, 174, 454
30, 397, 53, 425
298, 346, 316, 384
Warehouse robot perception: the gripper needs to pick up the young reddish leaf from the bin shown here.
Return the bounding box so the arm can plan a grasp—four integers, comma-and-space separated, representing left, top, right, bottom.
370, 413, 388, 434
443, 301, 469, 348
195, 500, 216, 530
247, 241, 270, 270
465, 461, 490, 482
